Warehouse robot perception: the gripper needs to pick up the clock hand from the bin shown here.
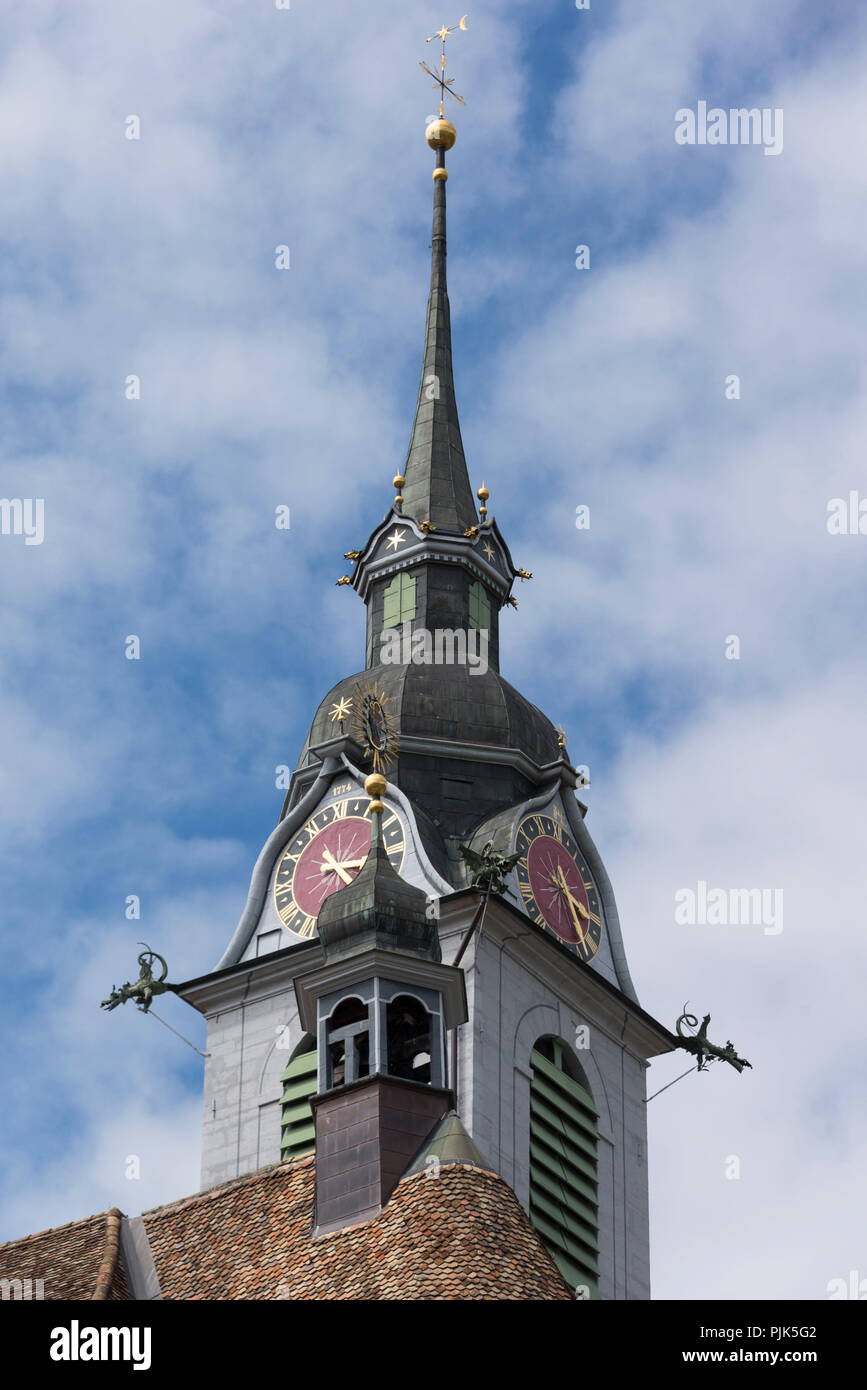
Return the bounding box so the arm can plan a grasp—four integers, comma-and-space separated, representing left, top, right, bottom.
551, 867, 584, 936
319, 847, 366, 884
551, 866, 592, 944
554, 865, 590, 919
319, 847, 354, 884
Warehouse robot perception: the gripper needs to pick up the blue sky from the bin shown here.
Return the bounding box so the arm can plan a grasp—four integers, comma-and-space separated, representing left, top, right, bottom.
2, 0, 866, 1299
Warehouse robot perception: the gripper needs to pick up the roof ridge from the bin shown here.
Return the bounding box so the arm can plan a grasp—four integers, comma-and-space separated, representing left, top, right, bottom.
0, 1206, 122, 1252
91, 1208, 123, 1301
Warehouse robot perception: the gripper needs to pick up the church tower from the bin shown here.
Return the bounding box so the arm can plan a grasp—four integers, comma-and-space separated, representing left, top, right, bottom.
178, 87, 674, 1301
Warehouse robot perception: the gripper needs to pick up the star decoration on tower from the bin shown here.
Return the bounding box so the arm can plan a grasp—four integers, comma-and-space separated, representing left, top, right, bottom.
482, 540, 496, 561
385, 527, 407, 552
329, 697, 353, 724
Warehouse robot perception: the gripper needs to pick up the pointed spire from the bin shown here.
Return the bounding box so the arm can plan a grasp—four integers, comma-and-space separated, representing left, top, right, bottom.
401, 132, 478, 534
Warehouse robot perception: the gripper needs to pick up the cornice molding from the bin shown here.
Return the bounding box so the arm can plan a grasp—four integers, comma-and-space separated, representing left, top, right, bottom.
294, 945, 468, 1033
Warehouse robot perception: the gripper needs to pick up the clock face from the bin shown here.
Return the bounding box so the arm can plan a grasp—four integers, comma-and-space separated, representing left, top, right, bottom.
273, 792, 406, 940
514, 811, 603, 962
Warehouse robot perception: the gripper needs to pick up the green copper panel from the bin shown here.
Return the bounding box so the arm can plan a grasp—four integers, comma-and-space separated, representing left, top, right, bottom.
280, 1047, 317, 1159
529, 1044, 600, 1296
468, 579, 491, 632
382, 572, 417, 628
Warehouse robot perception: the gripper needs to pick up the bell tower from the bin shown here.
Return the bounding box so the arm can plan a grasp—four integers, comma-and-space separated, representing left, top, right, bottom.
294, 772, 467, 1234
177, 29, 675, 1300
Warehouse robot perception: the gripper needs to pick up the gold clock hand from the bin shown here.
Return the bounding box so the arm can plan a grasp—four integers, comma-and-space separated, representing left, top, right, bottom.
552, 866, 584, 935
553, 866, 593, 946
320, 848, 367, 883
555, 864, 590, 919
319, 847, 354, 885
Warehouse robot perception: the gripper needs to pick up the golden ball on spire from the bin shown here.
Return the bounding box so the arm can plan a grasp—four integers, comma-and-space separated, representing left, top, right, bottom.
432, 168, 448, 182
477, 481, 490, 502
365, 771, 387, 815
426, 118, 457, 150
393, 474, 406, 490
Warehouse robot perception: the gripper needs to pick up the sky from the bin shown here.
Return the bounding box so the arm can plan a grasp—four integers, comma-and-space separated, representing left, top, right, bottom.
1, 0, 865, 1301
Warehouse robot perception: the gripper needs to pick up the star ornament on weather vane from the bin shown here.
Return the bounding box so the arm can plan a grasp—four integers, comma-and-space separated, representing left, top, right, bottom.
420, 15, 468, 118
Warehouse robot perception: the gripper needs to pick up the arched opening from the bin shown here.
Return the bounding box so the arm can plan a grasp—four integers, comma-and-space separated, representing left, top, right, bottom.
386, 995, 432, 1084
327, 997, 370, 1088
280, 1034, 317, 1161
529, 1035, 600, 1297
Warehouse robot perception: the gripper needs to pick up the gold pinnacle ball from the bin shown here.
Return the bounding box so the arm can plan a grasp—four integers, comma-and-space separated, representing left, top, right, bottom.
426, 118, 457, 150
432, 167, 448, 182
365, 772, 387, 813
477, 481, 490, 502
393, 474, 406, 490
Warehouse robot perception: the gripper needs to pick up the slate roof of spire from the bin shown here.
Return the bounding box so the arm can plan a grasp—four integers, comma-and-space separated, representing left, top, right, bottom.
401, 172, 478, 534
0, 1160, 574, 1301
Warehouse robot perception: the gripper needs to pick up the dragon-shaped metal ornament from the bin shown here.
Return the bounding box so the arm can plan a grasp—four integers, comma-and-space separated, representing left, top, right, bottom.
674, 1007, 752, 1074
100, 944, 174, 1015
459, 841, 521, 897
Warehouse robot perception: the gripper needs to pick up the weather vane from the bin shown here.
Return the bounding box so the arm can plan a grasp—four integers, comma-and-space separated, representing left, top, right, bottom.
420, 15, 468, 118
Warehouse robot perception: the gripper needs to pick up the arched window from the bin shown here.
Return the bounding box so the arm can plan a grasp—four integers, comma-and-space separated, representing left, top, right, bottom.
280, 1035, 317, 1161
382, 572, 417, 628
529, 1036, 600, 1297
326, 997, 370, 1088
386, 995, 431, 1083
468, 579, 490, 633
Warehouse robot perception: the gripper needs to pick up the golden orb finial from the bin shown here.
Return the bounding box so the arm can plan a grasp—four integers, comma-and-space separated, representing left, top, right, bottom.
477, 480, 490, 520
426, 118, 457, 151
365, 771, 387, 816
393, 473, 405, 510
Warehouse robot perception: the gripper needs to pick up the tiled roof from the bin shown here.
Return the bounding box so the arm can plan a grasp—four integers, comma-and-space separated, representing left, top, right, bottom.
141, 1157, 573, 1300
0, 1160, 573, 1301
0, 1208, 130, 1301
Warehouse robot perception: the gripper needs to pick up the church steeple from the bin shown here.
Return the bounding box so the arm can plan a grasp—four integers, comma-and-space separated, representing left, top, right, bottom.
181, 28, 674, 1305
400, 129, 477, 534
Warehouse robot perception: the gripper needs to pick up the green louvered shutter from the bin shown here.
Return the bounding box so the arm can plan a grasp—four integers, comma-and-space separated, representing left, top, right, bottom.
468, 580, 490, 632
530, 1041, 600, 1298
382, 572, 417, 628
280, 1047, 317, 1160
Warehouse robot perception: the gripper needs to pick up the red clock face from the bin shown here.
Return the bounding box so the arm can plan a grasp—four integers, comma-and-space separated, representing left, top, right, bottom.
293, 818, 371, 916
273, 794, 405, 939
515, 812, 603, 962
